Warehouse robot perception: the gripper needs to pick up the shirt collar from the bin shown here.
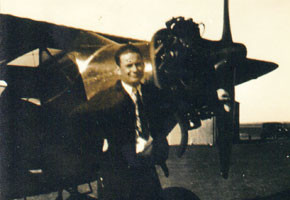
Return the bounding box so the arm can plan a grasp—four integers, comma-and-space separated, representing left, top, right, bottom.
121, 81, 142, 102
121, 81, 141, 94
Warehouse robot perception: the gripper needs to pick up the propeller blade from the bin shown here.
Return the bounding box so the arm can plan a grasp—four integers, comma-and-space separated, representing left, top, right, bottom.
221, 0, 233, 43
216, 107, 234, 179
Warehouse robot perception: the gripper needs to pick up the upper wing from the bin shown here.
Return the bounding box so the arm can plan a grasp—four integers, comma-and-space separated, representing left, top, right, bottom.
0, 14, 114, 65
0, 14, 145, 66
96, 32, 145, 44
235, 58, 278, 85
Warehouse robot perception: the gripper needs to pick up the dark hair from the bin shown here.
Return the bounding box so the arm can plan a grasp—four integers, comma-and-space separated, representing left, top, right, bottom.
114, 44, 143, 66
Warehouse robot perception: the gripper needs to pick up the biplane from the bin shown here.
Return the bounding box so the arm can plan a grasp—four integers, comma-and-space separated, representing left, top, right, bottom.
0, 0, 277, 199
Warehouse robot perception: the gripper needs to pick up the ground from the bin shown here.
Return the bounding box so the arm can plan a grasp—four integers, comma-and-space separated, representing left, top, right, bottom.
14, 140, 290, 200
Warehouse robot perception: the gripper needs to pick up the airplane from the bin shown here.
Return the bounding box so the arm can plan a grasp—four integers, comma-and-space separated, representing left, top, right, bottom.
0, 0, 278, 199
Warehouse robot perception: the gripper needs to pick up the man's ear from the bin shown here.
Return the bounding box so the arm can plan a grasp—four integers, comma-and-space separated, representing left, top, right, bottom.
116, 66, 121, 75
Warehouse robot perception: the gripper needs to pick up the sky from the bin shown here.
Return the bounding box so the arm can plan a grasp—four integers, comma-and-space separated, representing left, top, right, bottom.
1, 0, 290, 123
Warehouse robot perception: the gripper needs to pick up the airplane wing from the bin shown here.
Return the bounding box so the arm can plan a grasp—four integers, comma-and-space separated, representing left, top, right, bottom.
0, 14, 113, 65
96, 32, 145, 44
235, 58, 278, 85
0, 14, 144, 66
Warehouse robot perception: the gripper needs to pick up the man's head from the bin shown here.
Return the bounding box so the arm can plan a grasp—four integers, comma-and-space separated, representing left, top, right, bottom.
115, 44, 145, 87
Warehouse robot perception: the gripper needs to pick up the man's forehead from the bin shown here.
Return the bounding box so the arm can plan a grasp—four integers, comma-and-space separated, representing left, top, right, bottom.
120, 52, 142, 62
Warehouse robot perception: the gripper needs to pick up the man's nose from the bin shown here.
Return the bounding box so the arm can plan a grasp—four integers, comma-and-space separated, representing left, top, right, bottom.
131, 64, 138, 71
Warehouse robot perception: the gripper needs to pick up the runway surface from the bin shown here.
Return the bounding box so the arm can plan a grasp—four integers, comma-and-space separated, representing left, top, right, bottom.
15, 140, 290, 200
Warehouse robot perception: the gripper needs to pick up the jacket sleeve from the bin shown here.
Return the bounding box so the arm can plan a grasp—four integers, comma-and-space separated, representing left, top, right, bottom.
143, 84, 177, 139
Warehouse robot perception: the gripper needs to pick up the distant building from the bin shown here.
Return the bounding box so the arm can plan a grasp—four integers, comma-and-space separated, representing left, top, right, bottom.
167, 118, 215, 146
167, 102, 240, 146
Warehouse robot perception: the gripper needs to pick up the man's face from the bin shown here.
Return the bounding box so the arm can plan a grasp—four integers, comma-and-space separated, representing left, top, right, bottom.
119, 51, 145, 86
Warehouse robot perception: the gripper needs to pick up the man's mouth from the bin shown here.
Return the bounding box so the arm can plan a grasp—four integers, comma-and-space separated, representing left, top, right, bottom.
130, 73, 140, 78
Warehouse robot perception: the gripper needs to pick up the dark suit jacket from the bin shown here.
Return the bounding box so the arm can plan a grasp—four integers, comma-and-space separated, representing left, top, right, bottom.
70, 80, 177, 199
71, 80, 176, 167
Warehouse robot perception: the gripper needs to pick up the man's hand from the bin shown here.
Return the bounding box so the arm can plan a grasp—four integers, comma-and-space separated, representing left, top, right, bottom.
137, 136, 169, 165
136, 135, 169, 176
136, 136, 153, 154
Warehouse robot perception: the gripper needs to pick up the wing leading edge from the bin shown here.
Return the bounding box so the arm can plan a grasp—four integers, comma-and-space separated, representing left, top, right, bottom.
0, 14, 145, 66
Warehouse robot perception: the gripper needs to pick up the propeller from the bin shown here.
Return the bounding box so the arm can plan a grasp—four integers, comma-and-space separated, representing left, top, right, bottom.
216, 0, 277, 179
149, 0, 278, 179
216, 0, 236, 179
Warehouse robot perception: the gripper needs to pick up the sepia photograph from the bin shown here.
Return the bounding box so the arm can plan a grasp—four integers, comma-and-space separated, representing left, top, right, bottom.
0, 0, 289, 199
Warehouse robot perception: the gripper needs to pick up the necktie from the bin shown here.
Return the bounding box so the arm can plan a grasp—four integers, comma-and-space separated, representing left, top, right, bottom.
133, 88, 146, 137
133, 87, 151, 154
133, 88, 148, 138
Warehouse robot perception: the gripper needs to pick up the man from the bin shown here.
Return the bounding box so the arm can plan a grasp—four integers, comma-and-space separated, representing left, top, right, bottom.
72, 44, 171, 199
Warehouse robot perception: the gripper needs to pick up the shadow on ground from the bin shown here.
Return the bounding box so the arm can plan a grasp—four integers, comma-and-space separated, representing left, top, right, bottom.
244, 189, 290, 200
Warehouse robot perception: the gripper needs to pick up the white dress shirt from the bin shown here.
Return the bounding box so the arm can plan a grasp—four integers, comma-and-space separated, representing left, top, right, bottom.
121, 81, 153, 154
